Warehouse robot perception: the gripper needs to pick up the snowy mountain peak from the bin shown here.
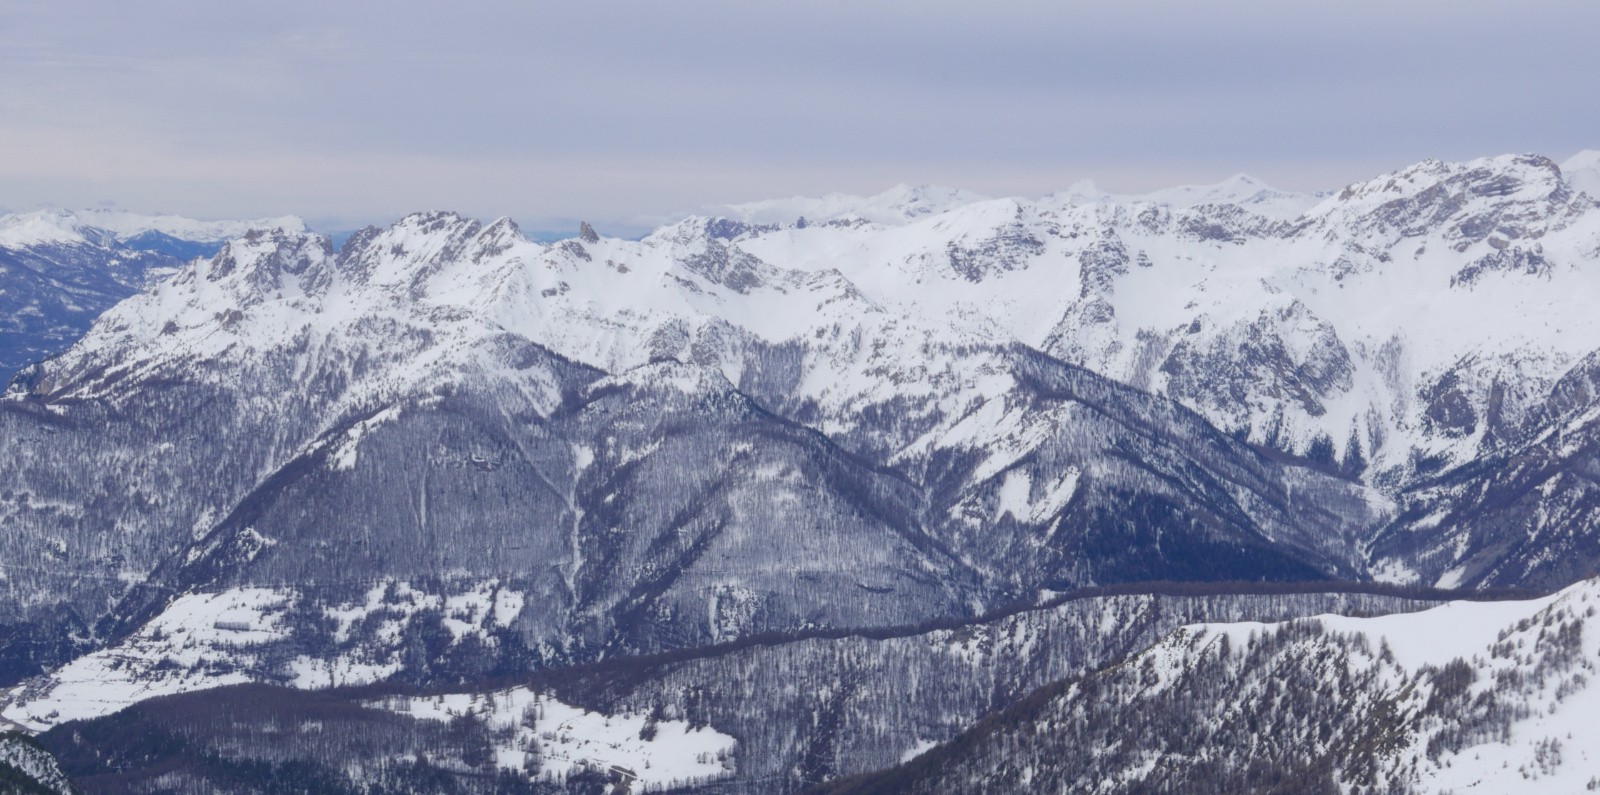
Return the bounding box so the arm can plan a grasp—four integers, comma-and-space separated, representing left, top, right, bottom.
1325, 153, 1565, 207
649, 215, 779, 246
1045, 173, 1313, 220
1053, 179, 1104, 203
717, 183, 989, 227
1301, 152, 1583, 247
473, 216, 529, 255
10, 151, 1600, 792
332, 211, 496, 288
1562, 149, 1600, 172
196, 229, 336, 300
1145, 172, 1275, 205
873, 183, 990, 218
0, 209, 105, 248
1563, 149, 1600, 199
381, 210, 482, 243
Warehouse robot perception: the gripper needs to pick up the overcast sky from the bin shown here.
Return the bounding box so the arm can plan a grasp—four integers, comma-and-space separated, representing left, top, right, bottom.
2, 0, 1596, 233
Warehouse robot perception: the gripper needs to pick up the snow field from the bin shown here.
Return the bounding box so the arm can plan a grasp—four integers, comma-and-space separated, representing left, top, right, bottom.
380, 686, 737, 788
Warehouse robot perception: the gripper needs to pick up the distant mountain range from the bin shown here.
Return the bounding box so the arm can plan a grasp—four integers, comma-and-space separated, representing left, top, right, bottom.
0, 209, 306, 379
3, 151, 1600, 793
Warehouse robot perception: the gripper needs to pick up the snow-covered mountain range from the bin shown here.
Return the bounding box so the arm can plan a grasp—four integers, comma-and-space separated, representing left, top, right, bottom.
4, 151, 1600, 792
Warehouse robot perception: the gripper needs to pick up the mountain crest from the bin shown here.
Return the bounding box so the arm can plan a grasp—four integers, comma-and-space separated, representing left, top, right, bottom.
199, 229, 336, 300
1304, 153, 1580, 246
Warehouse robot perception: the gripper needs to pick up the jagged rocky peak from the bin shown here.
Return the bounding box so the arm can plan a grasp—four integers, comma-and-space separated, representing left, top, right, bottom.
1075, 233, 1130, 297
1158, 294, 1356, 440
647, 214, 777, 248
1329, 154, 1563, 205
468, 216, 528, 261
353, 210, 488, 261
938, 199, 1048, 282
149, 227, 332, 309
327, 210, 504, 287
0, 209, 330, 385
672, 236, 776, 294
24, 213, 545, 402
681, 215, 781, 243
1304, 153, 1583, 246
200, 228, 335, 297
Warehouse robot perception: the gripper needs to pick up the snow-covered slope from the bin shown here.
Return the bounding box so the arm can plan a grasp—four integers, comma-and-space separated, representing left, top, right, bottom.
838, 577, 1600, 794
380, 687, 737, 789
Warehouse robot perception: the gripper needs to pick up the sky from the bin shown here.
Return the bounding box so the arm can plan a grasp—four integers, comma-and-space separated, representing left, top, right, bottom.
1, 0, 1596, 234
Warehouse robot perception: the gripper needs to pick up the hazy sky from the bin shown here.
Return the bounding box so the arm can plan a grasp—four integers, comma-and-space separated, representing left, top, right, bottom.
2, 0, 1596, 233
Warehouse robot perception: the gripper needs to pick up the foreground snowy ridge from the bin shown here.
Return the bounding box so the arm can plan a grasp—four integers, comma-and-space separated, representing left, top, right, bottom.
838, 576, 1600, 793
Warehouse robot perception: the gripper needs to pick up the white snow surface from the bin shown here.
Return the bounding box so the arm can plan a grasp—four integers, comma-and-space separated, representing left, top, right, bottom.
381, 686, 736, 787
0, 579, 529, 732
0, 588, 291, 731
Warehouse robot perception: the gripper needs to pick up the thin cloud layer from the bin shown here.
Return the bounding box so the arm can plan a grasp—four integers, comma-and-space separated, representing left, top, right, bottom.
2, 0, 1595, 231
